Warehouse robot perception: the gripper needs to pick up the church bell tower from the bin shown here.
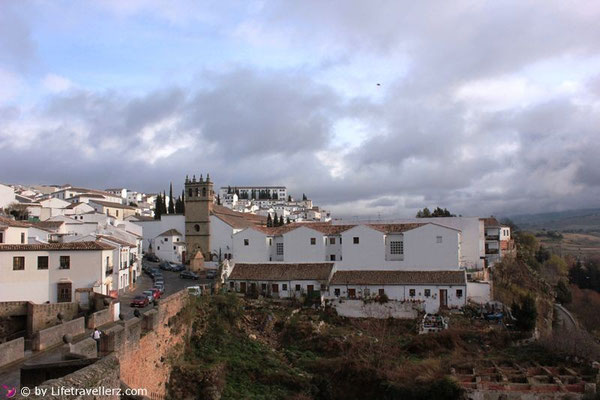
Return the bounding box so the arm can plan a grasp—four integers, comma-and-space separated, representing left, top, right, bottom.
184, 173, 214, 262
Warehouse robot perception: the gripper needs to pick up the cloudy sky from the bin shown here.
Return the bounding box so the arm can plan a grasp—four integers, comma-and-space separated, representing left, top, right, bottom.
1, 1, 599, 218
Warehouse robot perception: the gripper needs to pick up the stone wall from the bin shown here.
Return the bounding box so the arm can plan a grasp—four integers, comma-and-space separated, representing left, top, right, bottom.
0, 301, 28, 317
87, 307, 113, 329
33, 317, 85, 351
27, 302, 80, 335
0, 337, 24, 368
16, 355, 119, 400
120, 290, 190, 398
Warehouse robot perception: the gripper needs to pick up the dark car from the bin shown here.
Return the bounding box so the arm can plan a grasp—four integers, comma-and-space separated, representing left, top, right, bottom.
159, 261, 172, 271
180, 270, 199, 280
205, 269, 217, 279
144, 253, 159, 262
130, 295, 149, 307
170, 263, 186, 272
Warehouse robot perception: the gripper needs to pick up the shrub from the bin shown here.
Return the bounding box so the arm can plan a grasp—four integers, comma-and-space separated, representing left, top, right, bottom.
511, 295, 537, 332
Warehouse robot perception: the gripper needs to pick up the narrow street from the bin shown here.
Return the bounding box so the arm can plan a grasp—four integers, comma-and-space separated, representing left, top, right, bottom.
119, 261, 214, 318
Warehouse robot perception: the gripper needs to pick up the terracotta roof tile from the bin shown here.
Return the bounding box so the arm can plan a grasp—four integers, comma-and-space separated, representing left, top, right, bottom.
0, 216, 31, 228
157, 229, 182, 237
0, 241, 114, 251
89, 199, 136, 210
229, 263, 334, 281
330, 270, 466, 285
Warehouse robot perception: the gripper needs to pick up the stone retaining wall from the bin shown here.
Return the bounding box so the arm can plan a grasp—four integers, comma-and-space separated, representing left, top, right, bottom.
33, 317, 85, 351
0, 337, 24, 368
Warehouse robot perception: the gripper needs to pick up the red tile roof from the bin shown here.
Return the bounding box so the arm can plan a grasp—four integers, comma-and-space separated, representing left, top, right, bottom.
229, 263, 334, 281
0, 241, 115, 251
330, 270, 466, 285
0, 216, 31, 228
89, 200, 136, 210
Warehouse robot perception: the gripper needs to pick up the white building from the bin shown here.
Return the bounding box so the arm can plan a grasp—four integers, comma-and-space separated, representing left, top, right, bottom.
328, 270, 467, 314
220, 186, 287, 201
0, 241, 115, 303
232, 222, 461, 271
154, 229, 185, 263
227, 262, 334, 298
0, 216, 29, 244
0, 184, 16, 210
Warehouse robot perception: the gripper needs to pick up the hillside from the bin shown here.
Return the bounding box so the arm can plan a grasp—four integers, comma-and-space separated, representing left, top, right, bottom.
509, 208, 600, 232
167, 294, 596, 400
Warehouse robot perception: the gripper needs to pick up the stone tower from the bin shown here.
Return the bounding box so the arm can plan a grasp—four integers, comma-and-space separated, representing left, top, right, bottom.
184, 173, 214, 262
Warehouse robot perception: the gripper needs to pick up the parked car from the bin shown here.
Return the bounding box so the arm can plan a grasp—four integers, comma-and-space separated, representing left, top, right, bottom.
180, 270, 199, 280
153, 283, 165, 294
152, 271, 163, 280
205, 269, 217, 279
159, 261, 172, 271
149, 288, 161, 300
171, 263, 186, 272
130, 295, 149, 307
142, 290, 155, 304
144, 253, 159, 262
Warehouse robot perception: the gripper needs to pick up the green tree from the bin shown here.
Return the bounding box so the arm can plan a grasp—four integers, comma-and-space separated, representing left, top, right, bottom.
217, 194, 221, 205
168, 182, 175, 214
302, 193, 307, 201
555, 280, 572, 304
286, 217, 290, 224
287, 195, 292, 202
154, 193, 163, 220
267, 214, 273, 227
279, 215, 284, 226
273, 212, 279, 227
512, 295, 538, 331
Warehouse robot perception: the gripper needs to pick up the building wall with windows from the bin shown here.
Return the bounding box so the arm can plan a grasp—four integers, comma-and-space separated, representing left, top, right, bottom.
0, 246, 113, 303
232, 228, 270, 262
328, 283, 466, 314
283, 227, 326, 263
228, 279, 324, 299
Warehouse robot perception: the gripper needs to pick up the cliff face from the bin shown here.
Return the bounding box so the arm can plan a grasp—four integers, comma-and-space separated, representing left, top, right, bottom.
492, 257, 555, 337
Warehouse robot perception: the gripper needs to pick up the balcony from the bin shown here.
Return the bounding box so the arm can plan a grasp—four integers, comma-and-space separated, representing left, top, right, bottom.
105, 268, 114, 277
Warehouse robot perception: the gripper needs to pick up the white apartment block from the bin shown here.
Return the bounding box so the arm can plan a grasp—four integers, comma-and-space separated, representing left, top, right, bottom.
232, 222, 462, 271
0, 241, 115, 303
220, 186, 287, 201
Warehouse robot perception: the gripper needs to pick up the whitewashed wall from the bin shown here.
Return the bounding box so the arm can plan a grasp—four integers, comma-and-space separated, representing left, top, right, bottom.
232, 228, 270, 262
283, 226, 326, 262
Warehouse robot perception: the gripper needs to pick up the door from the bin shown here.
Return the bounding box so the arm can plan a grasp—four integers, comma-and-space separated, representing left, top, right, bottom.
307, 285, 314, 294
240, 282, 247, 294
348, 288, 356, 298
57, 282, 72, 303
272, 284, 279, 293
439, 289, 448, 309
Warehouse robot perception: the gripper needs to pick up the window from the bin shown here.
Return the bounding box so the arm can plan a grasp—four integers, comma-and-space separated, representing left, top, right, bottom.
229, 281, 234, 289
320, 284, 326, 291
390, 241, 404, 255
295, 284, 301, 291
409, 289, 416, 297
378, 289, 385, 296
353, 237, 359, 244
340, 237, 342, 244
276, 243, 284, 255
330, 254, 336, 261
202, 188, 206, 197
177, 238, 180, 242
13, 257, 25, 271
20, 232, 25, 244
424, 289, 431, 297
194, 224, 200, 232
37, 256, 49, 270
436, 236, 443, 243
329, 237, 335, 245
173, 246, 176, 250
188, 188, 193, 197
269, 238, 272, 246
244, 239, 249, 246
456, 289, 463, 298
282, 284, 288, 290
310, 238, 316, 245
334, 288, 340, 296
0, 232, 3, 243
157, 246, 160, 250
164, 237, 168, 242
59, 256, 70, 269
272, 284, 279, 293
261, 283, 267, 292
116, 210, 119, 217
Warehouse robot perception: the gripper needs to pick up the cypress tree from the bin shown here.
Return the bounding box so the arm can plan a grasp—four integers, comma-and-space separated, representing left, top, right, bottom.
267, 214, 273, 227
273, 212, 279, 227
168, 183, 175, 214
154, 193, 162, 220
279, 215, 284, 226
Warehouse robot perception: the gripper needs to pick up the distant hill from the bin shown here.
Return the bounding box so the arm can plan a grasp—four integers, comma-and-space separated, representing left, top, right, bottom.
507, 208, 600, 232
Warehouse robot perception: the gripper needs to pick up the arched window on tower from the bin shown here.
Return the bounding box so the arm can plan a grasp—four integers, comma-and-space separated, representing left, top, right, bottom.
188, 188, 192, 197
195, 188, 199, 197
202, 188, 206, 197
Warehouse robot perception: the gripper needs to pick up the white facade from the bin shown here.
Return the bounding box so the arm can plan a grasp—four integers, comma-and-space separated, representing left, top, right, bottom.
0, 184, 16, 210
228, 279, 325, 299
0, 243, 114, 303
232, 228, 270, 262
0, 225, 28, 245
155, 230, 185, 263
283, 226, 326, 263
131, 214, 185, 253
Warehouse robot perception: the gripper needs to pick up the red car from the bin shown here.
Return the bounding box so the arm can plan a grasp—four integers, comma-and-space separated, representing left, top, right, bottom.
130, 295, 149, 307
149, 288, 161, 300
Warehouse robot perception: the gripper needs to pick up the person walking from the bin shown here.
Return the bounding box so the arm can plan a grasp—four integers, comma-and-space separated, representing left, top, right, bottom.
92, 328, 102, 354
